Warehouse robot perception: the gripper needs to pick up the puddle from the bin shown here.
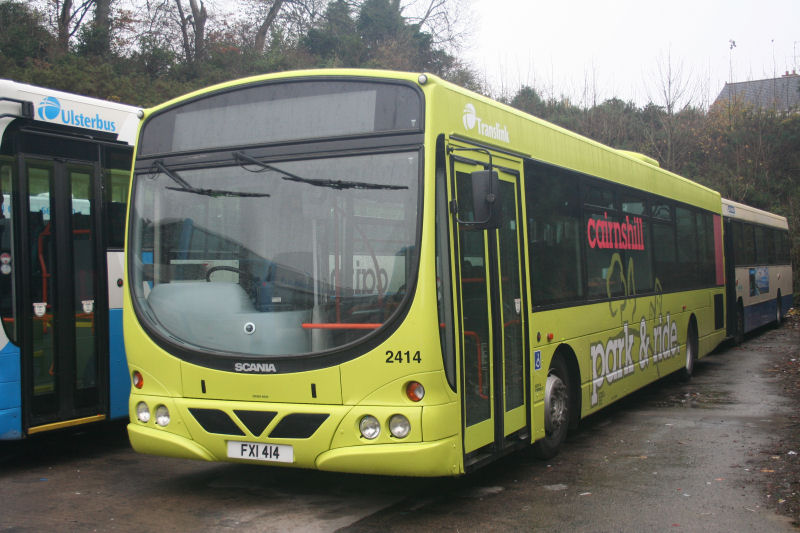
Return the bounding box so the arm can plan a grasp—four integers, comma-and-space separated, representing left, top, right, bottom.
653, 389, 734, 408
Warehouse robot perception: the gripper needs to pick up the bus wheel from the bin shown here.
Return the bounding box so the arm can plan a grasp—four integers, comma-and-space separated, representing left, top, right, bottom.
533, 357, 571, 459
679, 321, 698, 382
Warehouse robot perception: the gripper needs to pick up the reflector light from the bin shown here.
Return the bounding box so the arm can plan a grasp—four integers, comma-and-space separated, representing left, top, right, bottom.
132, 371, 143, 389
406, 381, 425, 402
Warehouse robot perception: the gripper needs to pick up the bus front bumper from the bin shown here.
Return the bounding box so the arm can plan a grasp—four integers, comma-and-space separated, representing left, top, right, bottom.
128, 422, 462, 476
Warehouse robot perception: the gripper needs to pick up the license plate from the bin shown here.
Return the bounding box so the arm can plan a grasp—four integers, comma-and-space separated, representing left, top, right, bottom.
227, 441, 294, 463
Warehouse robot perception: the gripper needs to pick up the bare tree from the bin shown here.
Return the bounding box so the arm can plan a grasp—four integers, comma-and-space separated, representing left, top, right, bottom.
648, 48, 695, 116
644, 49, 699, 171
399, 0, 470, 52
32, 0, 95, 53
253, 0, 285, 52
174, 0, 206, 62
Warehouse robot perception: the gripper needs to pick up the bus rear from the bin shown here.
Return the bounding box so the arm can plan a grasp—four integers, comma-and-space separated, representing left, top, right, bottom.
125, 71, 462, 475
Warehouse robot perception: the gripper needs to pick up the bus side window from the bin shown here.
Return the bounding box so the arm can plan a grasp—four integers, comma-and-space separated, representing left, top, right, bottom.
651, 202, 676, 291
741, 223, 756, 265
676, 207, 698, 288
525, 162, 583, 306
622, 194, 652, 292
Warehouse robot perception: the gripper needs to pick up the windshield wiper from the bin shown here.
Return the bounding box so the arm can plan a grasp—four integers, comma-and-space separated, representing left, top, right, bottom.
164, 187, 270, 198
154, 160, 192, 189
153, 160, 270, 198
234, 151, 408, 191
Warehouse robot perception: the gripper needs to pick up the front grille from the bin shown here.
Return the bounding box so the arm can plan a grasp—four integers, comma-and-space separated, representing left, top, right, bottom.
268, 413, 329, 439
189, 408, 245, 436
188, 407, 329, 439
234, 410, 277, 437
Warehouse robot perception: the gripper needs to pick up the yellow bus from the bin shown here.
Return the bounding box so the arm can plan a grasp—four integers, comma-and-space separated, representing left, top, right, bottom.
125, 70, 727, 475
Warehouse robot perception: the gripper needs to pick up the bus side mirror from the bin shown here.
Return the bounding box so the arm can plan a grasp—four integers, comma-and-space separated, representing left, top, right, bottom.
470, 169, 501, 230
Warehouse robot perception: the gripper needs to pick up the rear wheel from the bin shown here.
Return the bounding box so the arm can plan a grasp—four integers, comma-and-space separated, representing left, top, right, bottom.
533, 356, 571, 459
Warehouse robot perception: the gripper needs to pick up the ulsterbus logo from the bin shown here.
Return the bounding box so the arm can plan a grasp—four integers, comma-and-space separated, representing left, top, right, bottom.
38, 96, 61, 120
36, 96, 117, 133
462, 102, 510, 143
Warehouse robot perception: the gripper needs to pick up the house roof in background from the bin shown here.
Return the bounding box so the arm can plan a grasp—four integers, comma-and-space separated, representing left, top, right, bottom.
713, 73, 800, 112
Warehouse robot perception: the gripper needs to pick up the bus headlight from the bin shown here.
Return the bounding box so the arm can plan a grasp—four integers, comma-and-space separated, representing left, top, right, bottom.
155, 405, 170, 427
359, 415, 380, 440
136, 402, 150, 423
389, 414, 410, 438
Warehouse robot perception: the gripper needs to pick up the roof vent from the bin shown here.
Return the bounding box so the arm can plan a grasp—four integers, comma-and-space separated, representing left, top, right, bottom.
617, 150, 660, 167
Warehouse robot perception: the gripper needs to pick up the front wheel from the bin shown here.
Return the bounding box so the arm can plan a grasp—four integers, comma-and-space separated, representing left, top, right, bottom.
532, 356, 571, 459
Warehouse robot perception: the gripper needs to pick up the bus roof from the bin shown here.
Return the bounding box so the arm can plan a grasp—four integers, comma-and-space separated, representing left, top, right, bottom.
0, 79, 141, 145
721, 198, 788, 229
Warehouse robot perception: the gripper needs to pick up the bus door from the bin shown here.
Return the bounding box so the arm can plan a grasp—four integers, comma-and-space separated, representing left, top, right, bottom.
447, 144, 528, 459
17, 156, 108, 433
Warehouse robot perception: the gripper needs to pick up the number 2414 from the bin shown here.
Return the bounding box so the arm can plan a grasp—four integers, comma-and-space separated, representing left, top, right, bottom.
385, 350, 421, 363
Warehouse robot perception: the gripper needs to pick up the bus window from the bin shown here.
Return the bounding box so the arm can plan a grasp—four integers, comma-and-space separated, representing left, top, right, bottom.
652, 219, 677, 290
651, 201, 672, 222
696, 212, 715, 286
676, 207, 698, 288
525, 162, 583, 305
583, 184, 615, 210
621, 194, 652, 292
585, 210, 625, 299
0, 159, 15, 343
104, 162, 130, 250
740, 223, 756, 265
754, 226, 772, 265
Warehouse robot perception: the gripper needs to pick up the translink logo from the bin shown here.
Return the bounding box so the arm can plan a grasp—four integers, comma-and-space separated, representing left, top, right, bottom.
462, 102, 510, 143
37, 96, 117, 133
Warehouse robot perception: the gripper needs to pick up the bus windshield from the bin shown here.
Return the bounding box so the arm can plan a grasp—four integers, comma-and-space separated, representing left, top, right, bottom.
129, 150, 420, 357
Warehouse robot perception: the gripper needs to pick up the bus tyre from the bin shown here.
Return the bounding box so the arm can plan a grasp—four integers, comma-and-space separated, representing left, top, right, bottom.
679, 321, 698, 382
533, 357, 571, 460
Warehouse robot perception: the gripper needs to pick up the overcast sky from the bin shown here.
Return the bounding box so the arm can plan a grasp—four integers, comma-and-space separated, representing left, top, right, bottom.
461, 0, 800, 108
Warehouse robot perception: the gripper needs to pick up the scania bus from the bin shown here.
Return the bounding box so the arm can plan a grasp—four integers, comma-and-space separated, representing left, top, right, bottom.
0, 80, 140, 439
125, 70, 727, 475
722, 198, 792, 342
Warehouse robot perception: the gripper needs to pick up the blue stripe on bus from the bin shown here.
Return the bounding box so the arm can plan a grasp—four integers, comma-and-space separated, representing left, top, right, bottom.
781, 293, 794, 318
743, 295, 793, 333
108, 308, 130, 419
0, 342, 22, 440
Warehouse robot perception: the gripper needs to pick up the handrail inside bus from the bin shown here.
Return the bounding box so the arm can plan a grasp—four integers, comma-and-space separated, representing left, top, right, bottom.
301, 323, 382, 330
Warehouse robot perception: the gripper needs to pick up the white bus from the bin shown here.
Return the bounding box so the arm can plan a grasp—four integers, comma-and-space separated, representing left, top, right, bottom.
722, 198, 793, 342
1, 80, 140, 439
